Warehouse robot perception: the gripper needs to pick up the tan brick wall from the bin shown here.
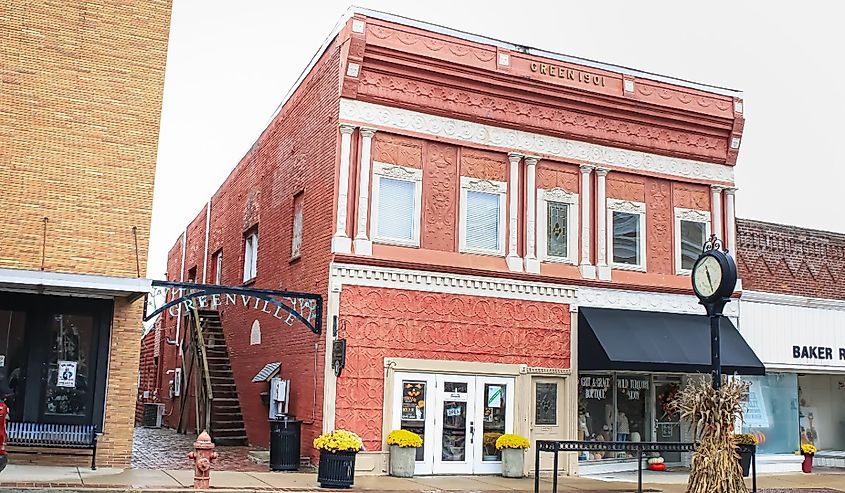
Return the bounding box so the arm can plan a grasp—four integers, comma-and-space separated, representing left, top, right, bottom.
98, 298, 144, 467
0, 0, 172, 277
0, 0, 172, 467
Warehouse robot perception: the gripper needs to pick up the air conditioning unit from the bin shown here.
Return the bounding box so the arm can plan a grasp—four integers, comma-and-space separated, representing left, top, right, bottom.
143, 403, 165, 428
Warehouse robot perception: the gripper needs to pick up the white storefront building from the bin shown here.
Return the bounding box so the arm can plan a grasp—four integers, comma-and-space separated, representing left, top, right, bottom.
738, 290, 845, 469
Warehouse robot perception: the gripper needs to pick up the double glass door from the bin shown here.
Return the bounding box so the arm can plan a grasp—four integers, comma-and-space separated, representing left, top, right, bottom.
393, 372, 514, 475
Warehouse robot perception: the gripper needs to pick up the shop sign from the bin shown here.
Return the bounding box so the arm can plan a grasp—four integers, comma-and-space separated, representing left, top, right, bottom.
792, 345, 845, 361
617, 377, 649, 400
580, 376, 610, 400
401, 382, 426, 420
528, 62, 607, 88
144, 280, 323, 334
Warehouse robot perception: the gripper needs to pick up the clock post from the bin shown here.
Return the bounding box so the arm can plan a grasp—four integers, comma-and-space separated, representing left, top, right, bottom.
691, 235, 738, 391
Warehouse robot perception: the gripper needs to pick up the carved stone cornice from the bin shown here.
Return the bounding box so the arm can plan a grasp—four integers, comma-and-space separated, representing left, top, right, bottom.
340, 99, 735, 184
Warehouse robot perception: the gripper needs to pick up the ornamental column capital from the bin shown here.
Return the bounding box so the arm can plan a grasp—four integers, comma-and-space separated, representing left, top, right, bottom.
339, 124, 357, 134
711, 184, 725, 192
724, 187, 738, 194
507, 152, 523, 164
579, 163, 595, 174
524, 156, 540, 166
595, 167, 610, 177
360, 127, 377, 138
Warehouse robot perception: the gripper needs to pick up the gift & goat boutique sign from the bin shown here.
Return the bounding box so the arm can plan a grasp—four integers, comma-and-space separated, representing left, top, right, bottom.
144, 280, 323, 334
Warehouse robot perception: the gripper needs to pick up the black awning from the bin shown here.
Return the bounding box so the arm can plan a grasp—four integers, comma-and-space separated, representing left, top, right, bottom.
578, 307, 764, 375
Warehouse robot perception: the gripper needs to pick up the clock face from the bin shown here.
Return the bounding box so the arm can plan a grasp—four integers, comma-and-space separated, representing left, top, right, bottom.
693, 255, 722, 299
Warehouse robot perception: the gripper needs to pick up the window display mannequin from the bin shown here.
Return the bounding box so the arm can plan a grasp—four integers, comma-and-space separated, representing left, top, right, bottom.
616, 411, 630, 441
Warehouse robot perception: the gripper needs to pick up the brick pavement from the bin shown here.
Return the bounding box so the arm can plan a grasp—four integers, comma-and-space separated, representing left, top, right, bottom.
131, 426, 266, 471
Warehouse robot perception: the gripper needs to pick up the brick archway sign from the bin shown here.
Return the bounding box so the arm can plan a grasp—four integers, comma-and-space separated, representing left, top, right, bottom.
144, 280, 322, 334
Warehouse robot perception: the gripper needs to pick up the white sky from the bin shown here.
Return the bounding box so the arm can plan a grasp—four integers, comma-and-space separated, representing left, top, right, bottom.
148, 0, 845, 279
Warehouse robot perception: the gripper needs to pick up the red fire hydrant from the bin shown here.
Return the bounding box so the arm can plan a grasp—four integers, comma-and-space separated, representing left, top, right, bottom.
187, 430, 218, 488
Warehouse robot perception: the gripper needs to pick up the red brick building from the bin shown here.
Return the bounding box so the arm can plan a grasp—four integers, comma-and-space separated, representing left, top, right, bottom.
140, 7, 759, 475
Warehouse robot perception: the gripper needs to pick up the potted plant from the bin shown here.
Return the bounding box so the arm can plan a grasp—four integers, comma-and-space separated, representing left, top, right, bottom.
483, 432, 503, 461
734, 433, 758, 477
385, 429, 422, 478
495, 433, 529, 478
313, 429, 363, 488
800, 443, 816, 473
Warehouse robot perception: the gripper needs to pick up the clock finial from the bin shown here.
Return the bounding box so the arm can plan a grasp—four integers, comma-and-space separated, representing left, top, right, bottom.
702, 234, 724, 253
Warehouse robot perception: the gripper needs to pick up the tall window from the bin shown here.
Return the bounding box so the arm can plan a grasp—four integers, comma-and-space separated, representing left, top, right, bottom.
291, 193, 304, 259
674, 208, 710, 274
460, 177, 507, 255
213, 250, 223, 284
243, 230, 258, 282
371, 162, 422, 247
607, 199, 646, 271
538, 188, 579, 264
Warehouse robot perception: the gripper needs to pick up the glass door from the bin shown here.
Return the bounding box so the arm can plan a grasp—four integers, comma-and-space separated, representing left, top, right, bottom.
392, 373, 436, 475
654, 379, 682, 463
473, 376, 514, 474
432, 375, 475, 474
0, 310, 29, 421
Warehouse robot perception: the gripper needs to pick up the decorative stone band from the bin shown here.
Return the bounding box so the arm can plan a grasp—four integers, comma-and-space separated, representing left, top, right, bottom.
331, 262, 576, 304
340, 98, 736, 184
578, 286, 739, 318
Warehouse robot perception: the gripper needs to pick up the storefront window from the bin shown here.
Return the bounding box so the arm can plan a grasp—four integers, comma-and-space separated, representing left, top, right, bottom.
615, 375, 649, 443
578, 374, 613, 460
44, 314, 95, 417
741, 373, 799, 454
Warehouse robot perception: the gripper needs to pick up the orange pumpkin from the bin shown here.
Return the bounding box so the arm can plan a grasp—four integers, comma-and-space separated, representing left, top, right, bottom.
648, 463, 666, 471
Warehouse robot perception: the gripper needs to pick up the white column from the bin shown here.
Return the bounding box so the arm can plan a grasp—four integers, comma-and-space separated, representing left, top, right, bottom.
332, 124, 356, 254
725, 187, 737, 255
524, 156, 540, 274
506, 152, 523, 272
595, 168, 610, 281
579, 164, 596, 279
711, 185, 724, 243
354, 128, 376, 256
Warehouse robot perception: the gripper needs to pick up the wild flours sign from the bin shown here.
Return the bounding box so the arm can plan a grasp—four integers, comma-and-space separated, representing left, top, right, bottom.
144, 280, 323, 334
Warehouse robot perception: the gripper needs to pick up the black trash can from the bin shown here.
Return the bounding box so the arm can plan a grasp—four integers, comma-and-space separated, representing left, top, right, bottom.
269, 418, 301, 471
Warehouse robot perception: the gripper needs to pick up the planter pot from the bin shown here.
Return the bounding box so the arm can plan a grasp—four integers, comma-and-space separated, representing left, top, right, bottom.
389, 445, 416, 478
738, 450, 752, 477
501, 448, 525, 478
317, 450, 356, 488
802, 453, 813, 474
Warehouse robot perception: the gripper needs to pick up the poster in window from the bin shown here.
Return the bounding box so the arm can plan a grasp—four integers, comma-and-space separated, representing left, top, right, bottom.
401, 381, 426, 421
57, 360, 77, 388
744, 382, 770, 428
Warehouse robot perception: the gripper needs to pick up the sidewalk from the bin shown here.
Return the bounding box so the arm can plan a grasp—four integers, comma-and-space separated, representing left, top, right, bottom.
0, 464, 843, 491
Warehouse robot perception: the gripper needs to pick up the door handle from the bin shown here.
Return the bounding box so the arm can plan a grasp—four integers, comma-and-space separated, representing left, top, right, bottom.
469, 422, 474, 444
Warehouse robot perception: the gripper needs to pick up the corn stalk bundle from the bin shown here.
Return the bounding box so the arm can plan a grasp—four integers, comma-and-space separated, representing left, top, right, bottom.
671, 376, 750, 493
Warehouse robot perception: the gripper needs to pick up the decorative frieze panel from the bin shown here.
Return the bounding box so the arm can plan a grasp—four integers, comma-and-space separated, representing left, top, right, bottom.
577, 286, 739, 317
331, 263, 577, 304
340, 99, 735, 184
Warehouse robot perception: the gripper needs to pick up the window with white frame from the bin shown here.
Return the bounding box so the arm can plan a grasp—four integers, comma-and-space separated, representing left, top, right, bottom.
607, 199, 646, 271
213, 250, 223, 284
243, 230, 258, 282
371, 162, 423, 247
537, 188, 579, 264
459, 177, 507, 255
674, 208, 711, 274
291, 192, 304, 259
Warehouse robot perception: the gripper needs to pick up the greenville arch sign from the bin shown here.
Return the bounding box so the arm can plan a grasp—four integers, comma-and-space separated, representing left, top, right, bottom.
144, 280, 323, 334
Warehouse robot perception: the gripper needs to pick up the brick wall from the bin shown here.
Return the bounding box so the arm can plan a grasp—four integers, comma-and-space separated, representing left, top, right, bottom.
135, 328, 158, 424
155, 40, 343, 461
1, 1, 172, 467
736, 218, 845, 301
0, 0, 171, 277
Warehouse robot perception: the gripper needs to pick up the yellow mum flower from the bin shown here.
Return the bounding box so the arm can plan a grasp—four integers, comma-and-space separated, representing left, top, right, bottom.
495, 433, 530, 450
313, 429, 363, 453
386, 429, 423, 448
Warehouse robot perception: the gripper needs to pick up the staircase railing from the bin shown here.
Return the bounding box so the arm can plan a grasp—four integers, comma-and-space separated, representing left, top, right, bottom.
190, 305, 214, 435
